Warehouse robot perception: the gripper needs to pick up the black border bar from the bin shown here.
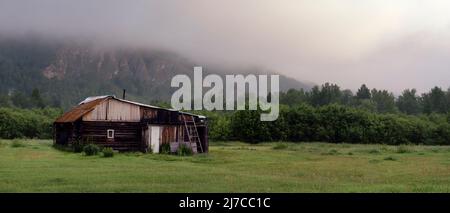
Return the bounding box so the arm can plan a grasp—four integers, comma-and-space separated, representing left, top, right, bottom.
0, 193, 449, 212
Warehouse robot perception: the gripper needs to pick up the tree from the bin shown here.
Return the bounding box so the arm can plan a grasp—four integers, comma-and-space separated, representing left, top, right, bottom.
230, 109, 271, 143
320, 83, 342, 105
357, 99, 377, 112
397, 89, 421, 115
422, 87, 448, 114
31, 88, 45, 108
284, 104, 318, 141
280, 89, 307, 106
10, 91, 30, 108
307, 85, 321, 106
371, 89, 397, 113
307, 83, 342, 106
0, 94, 11, 107
356, 84, 371, 100
340, 89, 355, 106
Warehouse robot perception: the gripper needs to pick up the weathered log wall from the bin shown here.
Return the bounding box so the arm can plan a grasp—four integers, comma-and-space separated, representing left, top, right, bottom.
80, 121, 142, 151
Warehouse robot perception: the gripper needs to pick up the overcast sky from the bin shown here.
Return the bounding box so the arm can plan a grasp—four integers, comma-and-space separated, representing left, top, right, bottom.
1, 0, 450, 93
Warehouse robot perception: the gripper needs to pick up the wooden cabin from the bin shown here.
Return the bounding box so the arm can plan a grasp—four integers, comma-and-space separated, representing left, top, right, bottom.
53, 96, 208, 153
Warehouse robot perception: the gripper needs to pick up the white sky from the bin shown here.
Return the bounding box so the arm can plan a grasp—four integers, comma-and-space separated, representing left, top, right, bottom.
1, 0, 450, 93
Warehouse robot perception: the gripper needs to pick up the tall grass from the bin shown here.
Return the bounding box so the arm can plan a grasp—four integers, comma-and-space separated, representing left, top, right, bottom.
397, 145, 415, 153
10, 139, 26, 148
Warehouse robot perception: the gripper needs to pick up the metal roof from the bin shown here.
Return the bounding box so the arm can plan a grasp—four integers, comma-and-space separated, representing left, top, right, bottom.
54, 95, 206, 123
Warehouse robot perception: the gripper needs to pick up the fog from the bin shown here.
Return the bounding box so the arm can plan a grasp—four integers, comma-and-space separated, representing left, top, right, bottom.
1, 0, 450, 93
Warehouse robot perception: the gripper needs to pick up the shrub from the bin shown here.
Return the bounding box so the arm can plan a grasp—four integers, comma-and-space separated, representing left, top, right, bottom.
207, 113, 232, 141
273, 143, 289, 150
396, 145, 414, 153
177, 143, 193, 156
384, 156, 397, 161
10, 139, 26, 148
0, 107, 62, 139
227, 102, 450, 145
72, 139, 84, 153
368, 149, 380, 154
102, 147, 114, 158
160, 143, 171, 154
83, 144, 100, 156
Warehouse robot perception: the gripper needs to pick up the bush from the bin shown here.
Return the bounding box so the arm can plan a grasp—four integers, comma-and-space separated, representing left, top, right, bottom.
368, 149, 380, 154
72, 139, 84, 153
10, 139, 26, 148
177, 143, 193, 156
396, 145, 414, 153
207, 113, 232, 141
384, 156, 397, 161
160, 143, 171, 154
227, 103, 450, 146
0, 107, 62, 139
102, 147, 114, 158
273, 143, 289, 150
83, 144, 100, 156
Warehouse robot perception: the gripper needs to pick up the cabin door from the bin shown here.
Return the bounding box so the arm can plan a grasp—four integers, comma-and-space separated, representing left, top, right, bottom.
150, 126, 161, 153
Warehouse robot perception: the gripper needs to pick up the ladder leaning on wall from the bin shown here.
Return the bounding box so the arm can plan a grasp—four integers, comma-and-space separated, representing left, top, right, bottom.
182, 115, 203, 153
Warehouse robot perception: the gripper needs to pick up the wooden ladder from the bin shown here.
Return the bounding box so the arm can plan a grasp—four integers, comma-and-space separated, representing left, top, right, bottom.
182, 115, 203, 153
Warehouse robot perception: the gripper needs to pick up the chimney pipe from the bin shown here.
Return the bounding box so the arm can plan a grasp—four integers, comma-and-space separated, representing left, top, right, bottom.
122, 89, 126, 100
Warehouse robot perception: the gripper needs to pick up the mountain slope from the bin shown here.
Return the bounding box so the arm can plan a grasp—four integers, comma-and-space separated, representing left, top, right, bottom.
0, 36, 313, 109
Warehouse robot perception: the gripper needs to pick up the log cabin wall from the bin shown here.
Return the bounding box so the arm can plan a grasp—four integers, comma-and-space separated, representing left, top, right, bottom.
54, 123, 74, 145
80, 121, 143, 151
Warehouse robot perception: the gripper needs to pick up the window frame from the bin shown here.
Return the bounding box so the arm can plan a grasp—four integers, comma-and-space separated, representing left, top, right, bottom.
107, 129, 115, 139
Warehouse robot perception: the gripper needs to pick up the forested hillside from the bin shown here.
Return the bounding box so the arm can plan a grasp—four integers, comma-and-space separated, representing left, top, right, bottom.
0, 35, 312, 109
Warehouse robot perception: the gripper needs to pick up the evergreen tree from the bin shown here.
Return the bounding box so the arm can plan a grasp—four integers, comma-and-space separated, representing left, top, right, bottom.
397, 89, 421, 115
31, 88, 45, 108
422, 87, 448, 114
11, 91, 30, 108
356, 84, 371, 99
371, 89, 397, 113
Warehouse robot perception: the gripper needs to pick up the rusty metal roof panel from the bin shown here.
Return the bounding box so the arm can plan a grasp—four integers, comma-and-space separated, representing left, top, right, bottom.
54, 97, 109, 123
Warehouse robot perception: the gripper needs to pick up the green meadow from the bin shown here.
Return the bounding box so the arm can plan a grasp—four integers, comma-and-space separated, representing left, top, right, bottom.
0, 139, 449, 192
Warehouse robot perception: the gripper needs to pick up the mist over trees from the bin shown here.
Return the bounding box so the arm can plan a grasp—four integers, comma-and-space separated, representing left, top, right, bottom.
280, 83, 450, 115
0, 88, 50, 109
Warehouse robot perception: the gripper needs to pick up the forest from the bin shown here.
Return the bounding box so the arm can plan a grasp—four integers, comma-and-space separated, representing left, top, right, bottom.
0, 83, 449, 145
202, 83, 450, 145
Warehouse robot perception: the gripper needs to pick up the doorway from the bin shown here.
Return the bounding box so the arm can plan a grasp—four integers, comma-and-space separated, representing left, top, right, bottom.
150, 125, 161, 153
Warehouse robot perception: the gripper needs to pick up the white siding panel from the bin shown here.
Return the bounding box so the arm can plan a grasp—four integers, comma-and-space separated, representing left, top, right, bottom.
82, 100, 108, 121
107, 99, 141, 121
82, 99, 141, 121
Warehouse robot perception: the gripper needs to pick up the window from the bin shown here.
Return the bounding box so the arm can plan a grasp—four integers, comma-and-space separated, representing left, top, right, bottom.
107, 129, 114, 139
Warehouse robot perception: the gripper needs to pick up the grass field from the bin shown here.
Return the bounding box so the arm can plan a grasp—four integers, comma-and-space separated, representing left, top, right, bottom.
0, 139, 449, 192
